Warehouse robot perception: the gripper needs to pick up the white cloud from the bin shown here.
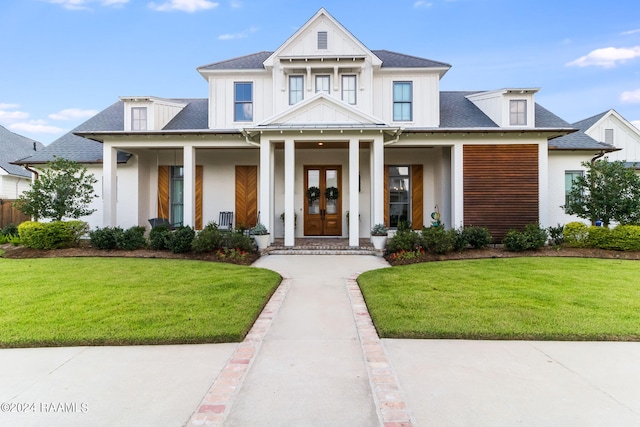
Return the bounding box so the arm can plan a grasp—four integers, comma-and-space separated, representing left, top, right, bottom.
0, 109, 29, 121
0, 103, 20, 110
48, 108, 98, 121
9, 121, 65, 134
229, 0, 241, 7
621, 89, 640, 103
414, 1, 433, 8
632, 120, 640, 130
47, 0, 129, 10
149, 0, 219, 12
566, 46, 640, 68
218, 26, 257, 40
622, 29, 640, 35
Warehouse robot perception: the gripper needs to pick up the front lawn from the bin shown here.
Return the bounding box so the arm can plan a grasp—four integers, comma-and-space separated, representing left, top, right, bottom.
0, 258, 281, 348
358, 258, 640, 341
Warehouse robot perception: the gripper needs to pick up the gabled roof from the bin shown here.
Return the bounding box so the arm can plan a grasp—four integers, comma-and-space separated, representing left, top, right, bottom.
198, 51, 272, 71
0, 125, 43, 177
439, 92, 498, 128
573, 109, 640, 140
573, 111, 607, 133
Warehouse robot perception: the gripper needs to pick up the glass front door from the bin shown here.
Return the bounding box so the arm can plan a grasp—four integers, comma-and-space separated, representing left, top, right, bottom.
304, 165, 342, 236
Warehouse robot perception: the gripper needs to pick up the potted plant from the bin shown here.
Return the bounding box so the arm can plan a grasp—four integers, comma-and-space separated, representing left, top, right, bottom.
370, 223, 388, 250
251, 222, 270, 250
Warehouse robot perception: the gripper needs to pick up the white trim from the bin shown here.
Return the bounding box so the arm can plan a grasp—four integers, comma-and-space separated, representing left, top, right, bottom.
349, 138, 360, 246
284, 138, 295, 246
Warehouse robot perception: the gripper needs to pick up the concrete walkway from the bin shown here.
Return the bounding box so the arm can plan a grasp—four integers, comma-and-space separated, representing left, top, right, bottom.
2, 254, 640, 426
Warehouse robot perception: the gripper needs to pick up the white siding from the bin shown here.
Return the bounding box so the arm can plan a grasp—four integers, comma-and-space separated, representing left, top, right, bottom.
0, 173, 32, 199
373, 71, 440, 127
585, 114, 640, 163
547, 151, 591, 227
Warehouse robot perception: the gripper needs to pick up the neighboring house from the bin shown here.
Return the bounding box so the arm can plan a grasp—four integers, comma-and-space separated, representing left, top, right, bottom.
0, 125, 43, 199
14, 8, 619, 244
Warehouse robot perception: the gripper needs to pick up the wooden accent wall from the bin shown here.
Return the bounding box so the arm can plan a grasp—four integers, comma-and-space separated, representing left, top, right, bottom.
411, 165, 423, 230
463, 144, 538, 242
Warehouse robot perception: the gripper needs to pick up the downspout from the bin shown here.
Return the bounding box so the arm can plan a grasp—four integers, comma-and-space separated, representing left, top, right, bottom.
23, 164, 39, 180
383, 128, 403, 146
591, 150, 607, 164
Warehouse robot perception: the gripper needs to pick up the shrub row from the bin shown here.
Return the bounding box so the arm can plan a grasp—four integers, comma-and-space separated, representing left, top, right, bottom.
563, 222, 640, 251
387, 225, 493, 255
18, 220, 88, 250
89, 221, 257, 254
503, 224, 548, 252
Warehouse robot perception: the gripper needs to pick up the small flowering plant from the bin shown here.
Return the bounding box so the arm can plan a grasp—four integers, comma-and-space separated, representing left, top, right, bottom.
371, 223, 388, 236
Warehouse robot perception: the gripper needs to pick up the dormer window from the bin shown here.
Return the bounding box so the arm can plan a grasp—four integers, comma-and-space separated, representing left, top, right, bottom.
131, 107, 147, 131
317, 31, 327, 49
510, 100, 527, 126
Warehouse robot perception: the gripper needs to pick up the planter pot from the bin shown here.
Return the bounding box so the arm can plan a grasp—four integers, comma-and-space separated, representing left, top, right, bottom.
254, 234, 270, 250
371, 235, 387, 250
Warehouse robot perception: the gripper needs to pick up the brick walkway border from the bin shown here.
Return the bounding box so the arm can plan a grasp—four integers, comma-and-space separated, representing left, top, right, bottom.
346, 276, 416, 427
185, 277, 293, 426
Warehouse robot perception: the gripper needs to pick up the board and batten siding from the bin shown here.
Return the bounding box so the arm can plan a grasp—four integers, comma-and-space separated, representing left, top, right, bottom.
463, 144, 538, 241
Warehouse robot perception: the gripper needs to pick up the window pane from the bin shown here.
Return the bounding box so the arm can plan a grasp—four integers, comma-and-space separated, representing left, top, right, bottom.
342, 75, 356, 104
393, 82, 412, 121
235, 83, 252, 102
170, 166, 184, 225
289, 76, 303, 105
234, 82, 253, 121
388, 166, 411, 228
316, 75, 330, 93
510, 100, 526, 125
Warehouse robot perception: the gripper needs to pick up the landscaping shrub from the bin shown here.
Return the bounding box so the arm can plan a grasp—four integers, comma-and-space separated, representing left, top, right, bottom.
421, 225, 455, 254
564, 222, 589, 247
167, 225, 195, 254
586, 226, 610, 249
462, 226, 492, 249
452, 228, 469, 252
606, 225, 640, 251
387, 229, 422, 253
192, 222, 224, 252
547, 224, 564, 246
89, 227, 119, 250
116, 226, 147, 250
19, 220, 88, 249
149, 224, 172, 250
1, 223, 19, 236
225, 231, 256, 252
503, 224, 548, 252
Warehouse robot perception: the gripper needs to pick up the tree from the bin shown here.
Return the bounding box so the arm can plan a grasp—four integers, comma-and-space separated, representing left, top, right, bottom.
563, 159, 640, 227
16, 157, 98, 221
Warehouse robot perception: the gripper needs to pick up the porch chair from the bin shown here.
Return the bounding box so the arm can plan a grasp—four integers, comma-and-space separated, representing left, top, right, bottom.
148, 217, 178, 230
218, 211, 234, 231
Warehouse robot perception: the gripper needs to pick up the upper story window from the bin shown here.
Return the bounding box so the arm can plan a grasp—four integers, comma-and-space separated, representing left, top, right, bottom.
289, 75, 304, 105
342, 75, 356, 105
317, 31, 328, 49
605, 128, 614, 145
393, 82, 413, 121
234, 82, 253, 122
510, 100, 527, 126
131, 107, 147, 131
315, 75, 330, 94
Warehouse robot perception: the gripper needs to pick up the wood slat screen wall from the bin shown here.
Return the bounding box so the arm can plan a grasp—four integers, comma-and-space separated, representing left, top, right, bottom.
463, 144, 538, 242
235, 165, 258, 229
0, 200, 30, 228
411, 165, 423, 230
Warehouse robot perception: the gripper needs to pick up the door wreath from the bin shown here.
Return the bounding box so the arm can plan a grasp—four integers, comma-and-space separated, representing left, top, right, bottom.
325, 186, 339, 200
306, 186, 321, 201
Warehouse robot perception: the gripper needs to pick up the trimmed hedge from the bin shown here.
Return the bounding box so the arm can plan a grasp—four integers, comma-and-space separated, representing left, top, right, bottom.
89, 226, 147, 250
18, 220, 88, 249
563, 222, 640, 251
503, 224, 548, 252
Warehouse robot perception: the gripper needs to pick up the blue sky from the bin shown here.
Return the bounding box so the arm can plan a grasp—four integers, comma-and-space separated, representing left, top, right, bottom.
1, 0, 639, 145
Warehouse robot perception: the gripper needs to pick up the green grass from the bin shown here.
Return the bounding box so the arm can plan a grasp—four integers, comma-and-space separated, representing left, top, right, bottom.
358, 258, 640, 341
0, 258, 281, 348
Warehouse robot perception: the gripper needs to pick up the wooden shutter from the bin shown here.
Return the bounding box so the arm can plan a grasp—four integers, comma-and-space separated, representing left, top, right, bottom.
411, 164, 423, 230
384, 166, 389, 227
235, 165, 258, 229
463, 144, 538, 242
157, 166, 169, 219
196, 165, 203, 230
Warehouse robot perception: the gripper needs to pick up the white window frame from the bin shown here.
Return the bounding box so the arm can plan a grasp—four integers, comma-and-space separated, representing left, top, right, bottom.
289, 75, 304, 105
342, 75, 357, 105
234, 82, 253, 122
131, 107, 147, 131
315, 75, 330, 94
509, 100, 527, 126
393, 81, 413, 122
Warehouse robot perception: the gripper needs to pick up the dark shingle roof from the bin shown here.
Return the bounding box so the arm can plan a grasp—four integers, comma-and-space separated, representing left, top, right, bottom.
0, 125, 44, 177
197, 50, 450, 71
15, 101, 129, 165
372, 50, 451, 69
164, 99, 208, 130
439, 92, 497, 127
573, 111, 608, 132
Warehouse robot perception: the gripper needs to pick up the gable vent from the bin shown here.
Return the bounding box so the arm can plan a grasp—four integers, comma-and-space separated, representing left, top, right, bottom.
317, 31, 328, 49
604, 128, 614, 144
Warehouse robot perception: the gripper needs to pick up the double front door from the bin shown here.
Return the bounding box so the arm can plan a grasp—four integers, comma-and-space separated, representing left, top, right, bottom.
304, 165, 342, 236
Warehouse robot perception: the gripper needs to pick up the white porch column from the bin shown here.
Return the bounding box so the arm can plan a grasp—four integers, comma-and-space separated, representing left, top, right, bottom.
451, 143, 464, 229
349, 138, 360, 246
259, 138, 272, 240
103, 144, 117, 227
372, 136, 385, 226
284, 137, 295, 247
183, 145, 195, 228
538, 140, 549, 228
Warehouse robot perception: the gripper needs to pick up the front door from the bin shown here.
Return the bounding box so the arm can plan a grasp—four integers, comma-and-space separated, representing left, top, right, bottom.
304, 165, 342, 236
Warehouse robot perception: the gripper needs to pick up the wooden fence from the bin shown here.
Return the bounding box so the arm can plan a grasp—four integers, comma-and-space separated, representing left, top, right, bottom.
0, 200, 30, 229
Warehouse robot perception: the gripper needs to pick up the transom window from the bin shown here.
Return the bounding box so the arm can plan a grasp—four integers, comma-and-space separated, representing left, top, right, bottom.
289, 75, 304, 105
131, 107, 147, 131
389, 166, 411, 228
234, 82, 253, 122
342, 75, 356, 105
510, 100, 527, 126
316, 75, 330, 94
393, 82, 412, 121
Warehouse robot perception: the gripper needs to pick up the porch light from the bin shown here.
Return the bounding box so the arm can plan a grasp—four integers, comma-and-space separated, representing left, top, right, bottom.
318, 142, 324, 146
